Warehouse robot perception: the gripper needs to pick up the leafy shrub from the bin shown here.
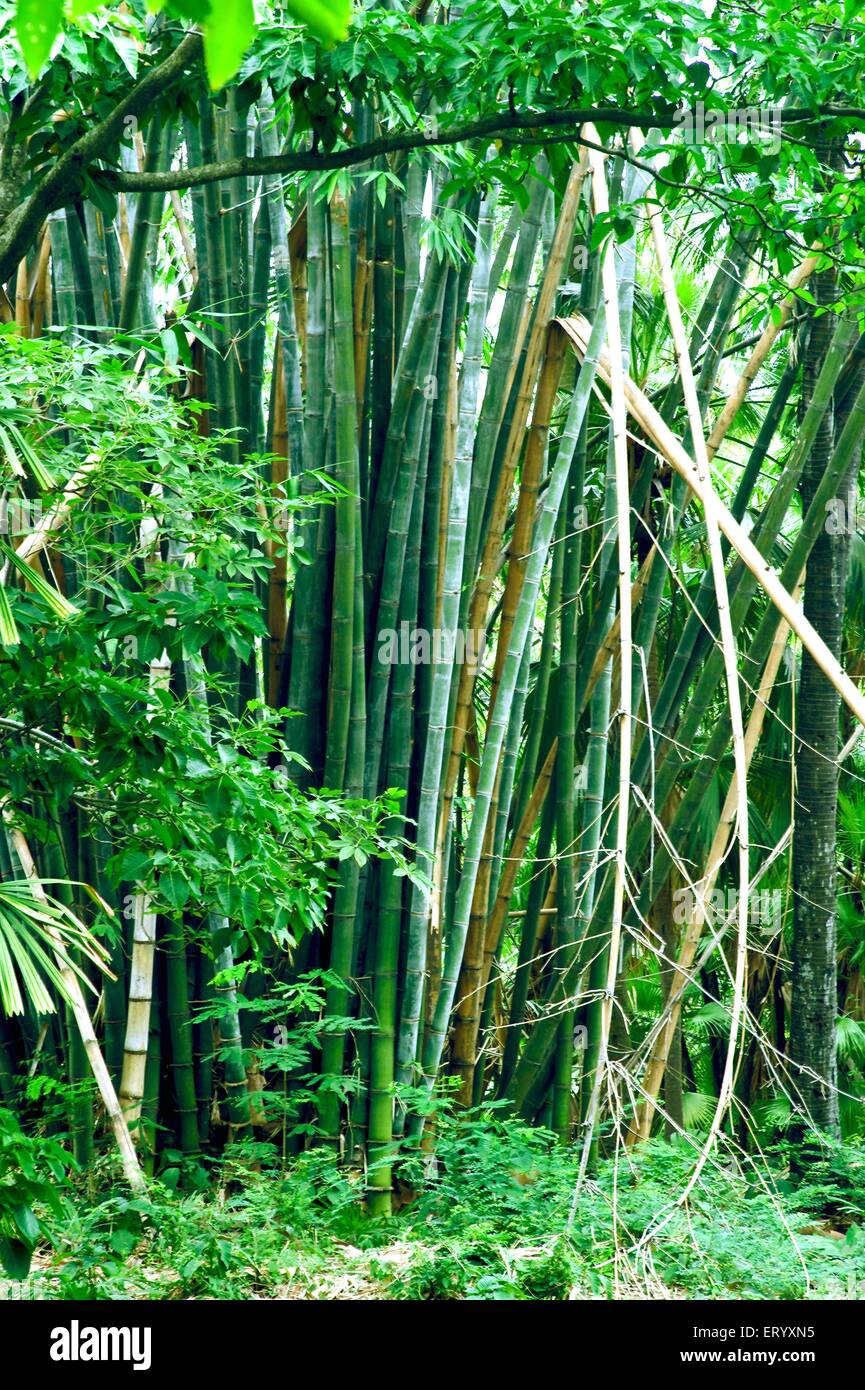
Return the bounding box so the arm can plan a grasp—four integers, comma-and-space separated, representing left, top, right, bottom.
0, 1105, 67, 1280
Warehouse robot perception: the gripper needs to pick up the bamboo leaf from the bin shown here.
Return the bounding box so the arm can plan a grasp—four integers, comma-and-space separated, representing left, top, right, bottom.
0, 923, 25, 1016
0, 424, 26, 479
203, 0, 257, 90
0, 878, 110, 1018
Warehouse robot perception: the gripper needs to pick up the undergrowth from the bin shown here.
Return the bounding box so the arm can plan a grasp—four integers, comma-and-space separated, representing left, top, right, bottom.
3, 1108, 865, 1300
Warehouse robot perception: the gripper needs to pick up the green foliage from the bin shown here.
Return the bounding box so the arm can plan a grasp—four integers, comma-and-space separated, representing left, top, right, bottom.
193, 966, 365, 1139
4, 0, 865, 1304
19, 1123, 865, 1300
12, 0, 351, 87
0, 1106, 67, 1280
776, 1134, 865, 1226
0, 333, 409, 959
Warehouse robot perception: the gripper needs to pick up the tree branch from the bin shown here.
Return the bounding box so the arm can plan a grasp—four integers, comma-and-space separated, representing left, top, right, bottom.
0, 30, 202, 284
106, 101, 865, 196
111, 105, 663, 191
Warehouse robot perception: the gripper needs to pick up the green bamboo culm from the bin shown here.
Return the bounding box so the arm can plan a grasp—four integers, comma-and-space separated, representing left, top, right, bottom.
367, 426, 428, 1213
319, 190, 366, 1142
550, 383, 589, 1140
165, 923, 201, 1157
187, 104, 239, 458
286, 191, 329, 782
409, 309, 608, 1139
119, 117, 175, 333
395, 181, 497, 1110
260, 86, 305, 478
48, 209, 77, 335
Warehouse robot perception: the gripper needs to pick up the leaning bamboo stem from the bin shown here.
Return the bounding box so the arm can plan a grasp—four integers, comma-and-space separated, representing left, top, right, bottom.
14, 458, 100, 567
557, 315, 865, 733
705, 255, 818, 458
508, 307, 857, 1118
2, 810, 144, 1190
628, 578, 802, 1146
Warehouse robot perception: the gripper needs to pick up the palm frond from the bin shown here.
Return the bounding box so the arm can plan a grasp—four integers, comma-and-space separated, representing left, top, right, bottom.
0, 879, 110, 1017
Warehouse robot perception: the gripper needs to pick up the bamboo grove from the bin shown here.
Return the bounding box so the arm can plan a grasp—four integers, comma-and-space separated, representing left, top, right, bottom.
1, 2, 865, 1217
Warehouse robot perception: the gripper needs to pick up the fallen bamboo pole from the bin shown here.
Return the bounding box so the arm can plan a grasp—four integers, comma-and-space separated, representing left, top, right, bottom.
556, 314, 865, 734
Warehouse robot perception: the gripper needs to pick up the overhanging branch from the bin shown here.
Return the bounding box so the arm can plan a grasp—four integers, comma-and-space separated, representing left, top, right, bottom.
0, 30, 203, 284
108, 102, 865, 195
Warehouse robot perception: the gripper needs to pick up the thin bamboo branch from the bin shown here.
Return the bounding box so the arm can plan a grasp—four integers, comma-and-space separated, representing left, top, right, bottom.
630, 125, 749, 1183
556, 315, 865, 733
628, 576, 803, 1145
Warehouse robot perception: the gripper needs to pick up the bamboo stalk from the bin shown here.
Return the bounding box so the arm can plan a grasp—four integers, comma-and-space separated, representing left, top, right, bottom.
482, 739, 557, 993
14, 258, 30, 334
165, 923, 201, 1156
395, 182, 497, 1098
576, 136, 634, 1178
441, 156, 588, 834
83, 205, 114, 330
462, 167, 546, 591
268, 339, 289, 707
118, 893, 158, 1132
31, 226, 51, 337
510, 307, 863, 1114
499, 775, 558, 1093
628, 577, 803, 1145
119, 117, 174, 333
410, 310, 609, 1137
119, 497, 171, 1134
367, 413, 427, 1213
319, 190, 366, 1139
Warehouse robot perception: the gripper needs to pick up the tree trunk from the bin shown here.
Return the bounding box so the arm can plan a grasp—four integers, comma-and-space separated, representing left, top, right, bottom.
790, 258, 844, 1141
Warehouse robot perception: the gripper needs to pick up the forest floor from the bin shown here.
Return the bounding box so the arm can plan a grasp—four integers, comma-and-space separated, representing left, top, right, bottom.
4, 1118, 865, 1300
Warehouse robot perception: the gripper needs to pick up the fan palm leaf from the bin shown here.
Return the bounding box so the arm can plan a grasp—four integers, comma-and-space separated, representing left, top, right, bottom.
0, 879, 110, 1018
